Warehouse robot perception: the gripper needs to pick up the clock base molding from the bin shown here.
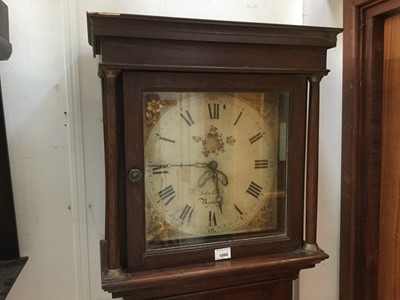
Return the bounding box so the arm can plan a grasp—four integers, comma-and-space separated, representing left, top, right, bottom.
100, 240, 328, 299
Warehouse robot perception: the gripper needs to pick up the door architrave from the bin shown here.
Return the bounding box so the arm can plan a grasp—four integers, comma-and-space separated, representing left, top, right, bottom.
341, 1, 400, 299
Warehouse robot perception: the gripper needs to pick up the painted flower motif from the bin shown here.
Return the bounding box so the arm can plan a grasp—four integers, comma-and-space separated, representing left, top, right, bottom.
201, 148, 211, 157
260, 101, 275, 119
192, 136, 202, 143
226, 136, 236, 145
193, 126, 235, 157
147, 99, 163, 113
145, 99, 163, 124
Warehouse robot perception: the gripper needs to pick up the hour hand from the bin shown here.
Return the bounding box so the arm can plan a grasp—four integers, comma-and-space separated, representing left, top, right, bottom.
198, 170, 213, 187
215, 170, 228, 186
198, 169, 228, 188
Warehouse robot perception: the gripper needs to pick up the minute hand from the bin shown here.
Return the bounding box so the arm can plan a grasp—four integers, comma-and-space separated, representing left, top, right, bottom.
148, 163, 208, 169
170, 163, 208, 168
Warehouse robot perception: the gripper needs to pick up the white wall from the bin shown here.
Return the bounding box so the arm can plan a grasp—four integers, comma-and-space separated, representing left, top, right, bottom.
300, 1, 342, 300
2, 1, 82, 299
1, 1, 341, 299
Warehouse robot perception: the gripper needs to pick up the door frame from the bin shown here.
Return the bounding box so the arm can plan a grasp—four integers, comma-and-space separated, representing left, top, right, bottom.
341, 0, 400, 299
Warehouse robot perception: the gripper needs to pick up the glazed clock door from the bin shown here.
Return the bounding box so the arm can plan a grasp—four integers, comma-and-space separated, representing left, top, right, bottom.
144, 91, 280, 244
123, 71, 308, 272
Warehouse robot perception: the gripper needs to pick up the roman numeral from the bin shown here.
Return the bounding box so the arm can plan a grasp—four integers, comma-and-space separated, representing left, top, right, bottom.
255, 159, 269, 169
157, 185, 176, 205
180, 110, 195, 126
156, 133, 175, 143
209, 211, 217, 226
151, 165, 169, 174
246, 181, 263, 199
208, 103, 220, 119
249, 132, 263, 144
179, 204, 194, 223
234, 204, 243, 216
234, 109, 244, 126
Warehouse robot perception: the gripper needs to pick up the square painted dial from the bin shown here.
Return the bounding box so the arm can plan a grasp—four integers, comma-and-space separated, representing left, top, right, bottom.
143, 91, 289, 249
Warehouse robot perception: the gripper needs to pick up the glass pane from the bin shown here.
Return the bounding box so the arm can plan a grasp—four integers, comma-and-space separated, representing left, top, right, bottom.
143, 91, 289, 250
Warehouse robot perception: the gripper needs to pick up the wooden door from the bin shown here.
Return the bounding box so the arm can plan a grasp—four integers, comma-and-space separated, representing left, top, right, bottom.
341, 1, 400, 299
378, 13, 400, 299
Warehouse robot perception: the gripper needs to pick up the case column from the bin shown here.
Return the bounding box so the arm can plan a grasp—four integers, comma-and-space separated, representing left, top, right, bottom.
304, 73, 324, 251
101, 69, 123, 276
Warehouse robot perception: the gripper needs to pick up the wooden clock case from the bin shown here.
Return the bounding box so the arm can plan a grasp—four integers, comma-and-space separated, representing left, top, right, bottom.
87, 13, 341, 300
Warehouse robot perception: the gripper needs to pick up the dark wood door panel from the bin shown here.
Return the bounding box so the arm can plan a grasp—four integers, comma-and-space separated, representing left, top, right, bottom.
341, 1, 400, 299
378, 13, 400, 300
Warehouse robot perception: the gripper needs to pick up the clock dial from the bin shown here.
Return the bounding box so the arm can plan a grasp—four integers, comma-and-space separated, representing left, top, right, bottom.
143, 92, 289, 248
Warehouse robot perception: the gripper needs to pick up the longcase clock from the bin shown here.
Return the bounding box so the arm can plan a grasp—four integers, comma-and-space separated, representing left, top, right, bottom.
87, 13, 341, 300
